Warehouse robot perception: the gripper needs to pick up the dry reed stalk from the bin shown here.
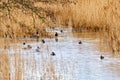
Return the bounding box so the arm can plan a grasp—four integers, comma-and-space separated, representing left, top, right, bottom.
13, 53, 22, 80
0, 52, 10, 80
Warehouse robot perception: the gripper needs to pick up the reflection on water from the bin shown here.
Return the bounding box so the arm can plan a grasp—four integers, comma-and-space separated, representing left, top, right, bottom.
2, 32, 120, 80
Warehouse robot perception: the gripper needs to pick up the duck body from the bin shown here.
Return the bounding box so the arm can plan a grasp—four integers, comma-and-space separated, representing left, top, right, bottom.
23, 42, 26, 45
42, 39, 45, 44
60, 30, 63, 33
55, 32, 58, 37
27, 45, 32, 49
79, 41, 82, 44
36, 47, 40, 52
100, 55, 104, 60
51, 52, 56, 56
55, 38, 58, 42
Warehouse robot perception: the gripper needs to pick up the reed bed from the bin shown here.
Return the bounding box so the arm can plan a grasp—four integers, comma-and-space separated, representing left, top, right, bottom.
0, 0, 120, 79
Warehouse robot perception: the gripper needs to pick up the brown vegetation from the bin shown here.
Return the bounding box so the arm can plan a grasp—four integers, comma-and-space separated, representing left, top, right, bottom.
0, 52, 10, 80
0, 0, 120, 79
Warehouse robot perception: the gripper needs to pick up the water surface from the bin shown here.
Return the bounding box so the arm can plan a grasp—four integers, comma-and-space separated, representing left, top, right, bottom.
5, 32, 120, 80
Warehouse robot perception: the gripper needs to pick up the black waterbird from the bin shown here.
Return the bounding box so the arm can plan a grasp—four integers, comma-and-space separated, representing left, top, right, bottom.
79, 41, 82, 44
23, 42, 26, 45
100, 55, 104, 60
42, 39, 45, 43
55, 32, 58, 37
51, 52, 56, 56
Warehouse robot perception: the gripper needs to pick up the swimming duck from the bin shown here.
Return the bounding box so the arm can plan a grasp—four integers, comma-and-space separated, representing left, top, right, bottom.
27, 45, 32, 49
55, 38, 58, 42
55, 32, 58, 37
60, 30, 63, 33
42, 39, 45, 44
36, 46, 40, 52
100, 55, 104, 60
79, 41, 82, 44
51, 52, 56, 56
23, 42, 26, 45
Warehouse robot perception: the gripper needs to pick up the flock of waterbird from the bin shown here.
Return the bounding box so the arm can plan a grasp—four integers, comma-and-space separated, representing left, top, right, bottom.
22, 30, 63, 56
22, 29, 104, 59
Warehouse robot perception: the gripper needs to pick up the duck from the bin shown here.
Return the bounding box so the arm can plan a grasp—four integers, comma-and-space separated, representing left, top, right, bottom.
23, 42, 26, 45
36, 46, 40, 52
100, 55, 104, 60
42, 39, 45, 44
55, 38, 58, 42
55, 32, 58, 37
60, 30, 63, 33
79, 41, 82, 44
51, 52, 56, 56
27, 45, 32, 49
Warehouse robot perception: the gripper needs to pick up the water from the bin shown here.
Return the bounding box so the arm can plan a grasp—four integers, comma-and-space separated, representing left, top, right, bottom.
5, 32, 120, 80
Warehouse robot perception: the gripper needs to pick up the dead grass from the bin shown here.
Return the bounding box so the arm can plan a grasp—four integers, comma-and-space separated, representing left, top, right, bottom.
0, 52, 10, 80
0, 0, 120, 79
13, 53, 22, 80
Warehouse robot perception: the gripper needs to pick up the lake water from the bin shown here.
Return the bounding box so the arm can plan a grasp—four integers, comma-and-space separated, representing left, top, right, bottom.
3, 31, 120, 80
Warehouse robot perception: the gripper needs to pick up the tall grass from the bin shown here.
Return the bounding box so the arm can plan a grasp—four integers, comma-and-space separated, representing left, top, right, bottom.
0, 52, 10, 80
